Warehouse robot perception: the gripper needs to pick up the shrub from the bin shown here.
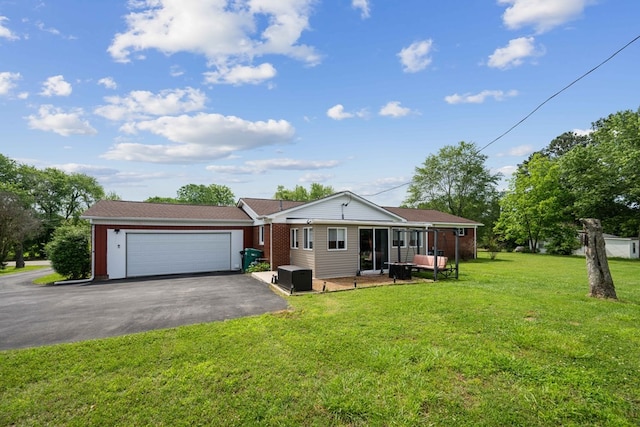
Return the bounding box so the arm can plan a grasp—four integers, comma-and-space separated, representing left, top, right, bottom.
245, 262, 271, 273
45, 225, 91, 280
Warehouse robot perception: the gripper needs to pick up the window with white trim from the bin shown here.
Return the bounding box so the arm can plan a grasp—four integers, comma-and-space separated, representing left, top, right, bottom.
457, 228, 467, 237
259, 225, 265, 245
291, 228, 299, 249
392, 230, 406, 247
303, 227, 313, 250
409, 230, 420, 247
328, 227, 347, 250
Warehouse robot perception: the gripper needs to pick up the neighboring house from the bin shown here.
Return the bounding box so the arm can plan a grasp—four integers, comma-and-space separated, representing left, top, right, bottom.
81, 191, 482, 281
573, 234, 640, 259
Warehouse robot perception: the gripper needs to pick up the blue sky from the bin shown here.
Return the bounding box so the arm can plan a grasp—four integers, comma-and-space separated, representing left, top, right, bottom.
1, 0, 639, 207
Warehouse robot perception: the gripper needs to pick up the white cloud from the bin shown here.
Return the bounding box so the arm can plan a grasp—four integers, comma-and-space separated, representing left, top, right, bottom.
169, 65, 184, 77
500, 144, 534, 157
27, 105, 97, 136
352, 0, 371, 19
0, 16, 18, 40
499, 0, 589, 33
327, 104, 353, 120
0, 71, 21, 96
108, 0, 321, 82
98, 77, 118, 90
203, 63, 277, 85
40, 75, 72, 97
35, 21, 76, 39
444, 89, 518, 104
487, 37, 543, 69
208, 158, 339, 174
104, 113, 295, 163
299, 173, 334, 183
398, 39, 434, 73
94, 87, 207, 121
326, 104, 367, 120
495, 165, 517, 177
379, 101, 412, 118
55, 163, 120, 177
572, 128, 593, 136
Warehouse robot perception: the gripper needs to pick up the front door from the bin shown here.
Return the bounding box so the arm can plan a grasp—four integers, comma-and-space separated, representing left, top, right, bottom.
359, 228, 389, 273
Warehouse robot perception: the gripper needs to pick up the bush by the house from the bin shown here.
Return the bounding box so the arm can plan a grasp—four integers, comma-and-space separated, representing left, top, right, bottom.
245, 262, 271, 273
45, 225, 91, 280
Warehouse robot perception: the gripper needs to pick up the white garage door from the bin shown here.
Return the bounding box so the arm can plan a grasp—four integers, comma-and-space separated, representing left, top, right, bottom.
126, 232, 232, 278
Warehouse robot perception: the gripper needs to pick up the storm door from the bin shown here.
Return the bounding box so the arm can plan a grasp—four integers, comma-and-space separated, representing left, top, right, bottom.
359, 228, 389, 273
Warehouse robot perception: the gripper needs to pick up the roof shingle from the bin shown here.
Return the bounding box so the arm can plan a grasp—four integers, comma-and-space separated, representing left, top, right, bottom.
82, 200, 252, 221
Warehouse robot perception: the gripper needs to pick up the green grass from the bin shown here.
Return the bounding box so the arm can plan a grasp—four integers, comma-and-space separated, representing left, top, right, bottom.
32, 272, 66, 285
0, 265, 48, 276
1, 252, 639, 426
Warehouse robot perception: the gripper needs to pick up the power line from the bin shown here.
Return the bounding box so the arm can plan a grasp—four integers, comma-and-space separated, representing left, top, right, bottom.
475, 33, 640, 154
364, 33, 640, 198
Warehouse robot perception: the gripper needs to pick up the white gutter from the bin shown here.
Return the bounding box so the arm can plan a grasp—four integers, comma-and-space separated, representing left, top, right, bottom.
54, 224, 95, 285
294, 219, 431, 228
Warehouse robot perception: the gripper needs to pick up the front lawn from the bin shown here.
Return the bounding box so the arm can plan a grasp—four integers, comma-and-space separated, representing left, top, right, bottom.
1, 253, 639, 426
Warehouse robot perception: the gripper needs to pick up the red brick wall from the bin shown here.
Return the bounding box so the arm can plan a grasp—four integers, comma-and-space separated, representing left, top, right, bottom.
270, 223, 291, 269
426, 228, 476, 260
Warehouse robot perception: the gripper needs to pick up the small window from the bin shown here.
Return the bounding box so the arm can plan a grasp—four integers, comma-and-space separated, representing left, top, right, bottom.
303, 227, 314, 250
259, 225, 265, 245
457, 228, 467, 237
328, 227, 347, 250
392, 230, 406, 247
291, 228, 299, 249
409, 230, 420, 247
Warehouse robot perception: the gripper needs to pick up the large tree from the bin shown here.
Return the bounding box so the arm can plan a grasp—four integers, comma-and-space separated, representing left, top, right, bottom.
494, 154, 573, 252
404, 141, 501, 229
0, 191, 42, 268
0, 156, 107, 259
177, 183, 235, 206
559, 108, 640, 237
146, 183, 236, 206
274, 183, 335, 201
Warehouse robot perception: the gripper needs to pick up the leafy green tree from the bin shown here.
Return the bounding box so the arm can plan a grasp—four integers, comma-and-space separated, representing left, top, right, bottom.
177, 183, 235, 205
45, 224, 91, 280
495, 154, 572, 252
404, 141, 501, 236
144, 196, 180, 204
274, 183, 335, 201
540, 131, 591, 159
0, 191, 42, 268
104, 191, 121, 200
559, 108, 640, 237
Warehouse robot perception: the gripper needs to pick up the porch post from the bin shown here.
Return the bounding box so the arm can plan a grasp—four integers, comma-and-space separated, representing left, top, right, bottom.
433, 229, 439, 281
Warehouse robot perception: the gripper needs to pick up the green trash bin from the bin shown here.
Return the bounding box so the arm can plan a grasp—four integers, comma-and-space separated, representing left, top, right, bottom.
242, 248, 263, 271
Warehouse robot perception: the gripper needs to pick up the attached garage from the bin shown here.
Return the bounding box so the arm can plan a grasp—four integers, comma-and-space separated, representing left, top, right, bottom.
126, 232, 233, 277
81, 200, 254, 281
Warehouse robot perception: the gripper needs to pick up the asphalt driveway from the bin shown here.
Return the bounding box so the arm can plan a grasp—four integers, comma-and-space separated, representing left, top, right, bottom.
0, 268, 288, 350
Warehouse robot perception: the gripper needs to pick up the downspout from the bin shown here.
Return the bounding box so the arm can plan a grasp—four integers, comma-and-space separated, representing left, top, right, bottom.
54, 223, 95, 285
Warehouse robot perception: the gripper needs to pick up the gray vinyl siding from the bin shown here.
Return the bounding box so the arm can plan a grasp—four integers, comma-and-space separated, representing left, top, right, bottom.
313, 226, 360, 279
290, 243, 315, 271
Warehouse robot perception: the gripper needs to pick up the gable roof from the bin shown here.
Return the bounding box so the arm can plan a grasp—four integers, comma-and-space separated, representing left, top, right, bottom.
82, 200, 252, 222
237, 198, 306, 217
383, 207, 483, 226
242, 191, 406, 223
